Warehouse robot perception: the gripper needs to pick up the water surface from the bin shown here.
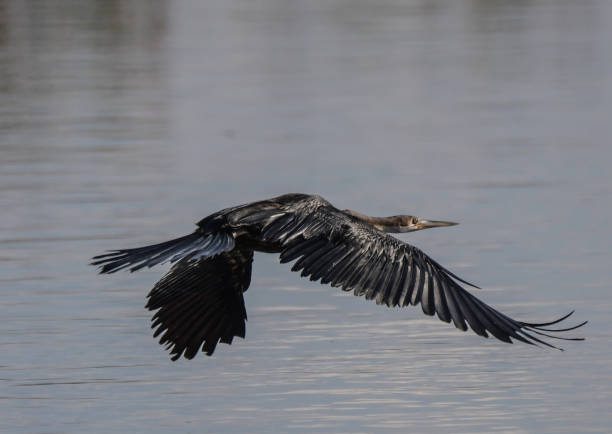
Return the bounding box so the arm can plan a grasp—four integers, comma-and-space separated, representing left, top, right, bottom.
1, 1, 611, 432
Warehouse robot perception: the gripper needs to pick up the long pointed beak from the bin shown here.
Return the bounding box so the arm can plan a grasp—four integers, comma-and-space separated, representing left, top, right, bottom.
415, 218, 458, 231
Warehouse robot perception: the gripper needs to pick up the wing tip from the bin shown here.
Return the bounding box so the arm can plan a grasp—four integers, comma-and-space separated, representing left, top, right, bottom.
513, 310, 587, 350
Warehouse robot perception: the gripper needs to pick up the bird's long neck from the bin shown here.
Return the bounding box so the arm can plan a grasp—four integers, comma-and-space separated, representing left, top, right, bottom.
342, 209, 400, 232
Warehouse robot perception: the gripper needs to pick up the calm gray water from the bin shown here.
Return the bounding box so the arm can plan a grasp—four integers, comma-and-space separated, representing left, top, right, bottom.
1, 1, 611, 432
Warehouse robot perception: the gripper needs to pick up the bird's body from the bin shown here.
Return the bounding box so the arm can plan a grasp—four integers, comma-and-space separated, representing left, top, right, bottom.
92, 193, 585, 360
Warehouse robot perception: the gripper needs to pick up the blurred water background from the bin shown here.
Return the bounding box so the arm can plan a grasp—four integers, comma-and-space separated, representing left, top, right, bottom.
1, 1, 611, 432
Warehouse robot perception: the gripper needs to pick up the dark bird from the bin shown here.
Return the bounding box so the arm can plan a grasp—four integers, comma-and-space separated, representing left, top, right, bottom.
91, 193, 586, 360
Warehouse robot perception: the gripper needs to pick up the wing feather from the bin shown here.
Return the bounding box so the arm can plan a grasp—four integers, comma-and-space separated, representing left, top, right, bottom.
410, 265, 425, 306
330, 249, 363, 289
308, 244, 346, 281
361, 250, 385, 298
421, 265, 435, 316
453, 290, 490, 338
145, 248, 252, 360
378, 254, 402, 307
432, 270, 451, 323
299, 243, 335, 278
91, 231, 235, 274
291, 239, 328, 272
264, 203, 585, 349
397, 256, 414, 307
440, 276, 467, 330
393, 257, 410, 307
365, 252, 388, 300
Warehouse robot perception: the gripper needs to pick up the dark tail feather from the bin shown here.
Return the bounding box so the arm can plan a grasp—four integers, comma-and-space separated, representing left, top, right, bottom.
91, 231, 235, 274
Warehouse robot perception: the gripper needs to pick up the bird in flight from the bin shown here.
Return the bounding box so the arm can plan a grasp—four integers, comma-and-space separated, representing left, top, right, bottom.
92, 193, 585, 360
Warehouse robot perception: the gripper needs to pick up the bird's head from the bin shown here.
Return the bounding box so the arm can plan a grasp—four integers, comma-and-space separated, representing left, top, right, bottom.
381, 215, 458, 233
343, 209, 458, 233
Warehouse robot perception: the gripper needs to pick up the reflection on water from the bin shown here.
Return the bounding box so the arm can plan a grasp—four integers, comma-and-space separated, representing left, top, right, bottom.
1, 0, 611, 432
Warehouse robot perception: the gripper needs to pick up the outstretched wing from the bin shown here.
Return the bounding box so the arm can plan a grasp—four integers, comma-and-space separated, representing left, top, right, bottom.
145, 248, 253, 360
91, 231, 235, 274
262, 204, 585, 349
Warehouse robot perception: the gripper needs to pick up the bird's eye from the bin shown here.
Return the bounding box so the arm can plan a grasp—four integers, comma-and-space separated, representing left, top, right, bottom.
411, 217, 419, 225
